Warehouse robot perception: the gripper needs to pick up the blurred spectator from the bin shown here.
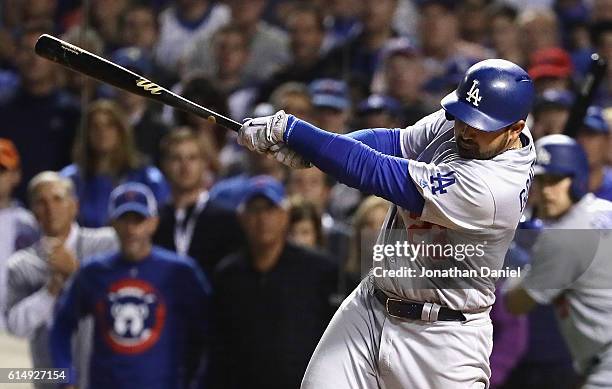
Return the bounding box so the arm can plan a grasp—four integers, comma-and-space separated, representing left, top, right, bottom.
527, 47, 574, 93
4, 171, 117, 389
309, 79, 351, 134
371, 39, 432, 124
184, 0, 289, 85
154, 129, 244, 275
119, 2, 159, 52
17, 0, 58, 28
109, 47, 169, 165
531, 89, 574, 139
51, 183, 210, 389
417, 0, 490, 101
288, 195, 325, 250
457, 0, 490, 46
591, 0, 612, 23
211, 24, 251, 95
590, 21, 612, 108
89, 0, 129, 51
487, 3, 526, 67
0, 24, 80, 202
156, 0, 230, 76
209, 176, 337, 389
321, 0, 363, 47
60, 99, 170, 227
0, 139, 38, 331
576, 106, 612, 201
356, 94, 403, 128
60, 26, 105, 103
343, 196, 389, 294
518, 9, 560, 57
269, 82, 314, 122
322, 0, 398, 92
256, 3, 331, 103
286, 168, 352, 264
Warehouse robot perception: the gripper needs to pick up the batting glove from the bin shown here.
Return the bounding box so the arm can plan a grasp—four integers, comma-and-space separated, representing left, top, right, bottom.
266, 144, 312, 169
238, 110, 289, 153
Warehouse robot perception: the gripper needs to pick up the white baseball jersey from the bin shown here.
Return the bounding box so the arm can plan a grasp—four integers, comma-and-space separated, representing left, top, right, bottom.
372, 109, 536, 311
521, 194, 612, 376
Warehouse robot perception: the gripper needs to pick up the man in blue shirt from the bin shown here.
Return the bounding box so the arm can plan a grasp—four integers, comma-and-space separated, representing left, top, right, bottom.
50, 182, 211, 389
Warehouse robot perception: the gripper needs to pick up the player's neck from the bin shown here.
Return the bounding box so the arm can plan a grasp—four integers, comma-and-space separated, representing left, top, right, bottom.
173, 186, 204, 209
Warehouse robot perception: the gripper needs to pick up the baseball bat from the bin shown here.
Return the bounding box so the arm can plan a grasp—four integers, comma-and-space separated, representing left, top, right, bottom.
34, 34, 242, 132
563, 53, 607, 138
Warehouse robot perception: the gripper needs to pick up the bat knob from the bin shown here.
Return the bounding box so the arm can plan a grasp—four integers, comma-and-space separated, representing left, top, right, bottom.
207, 116, 217, 123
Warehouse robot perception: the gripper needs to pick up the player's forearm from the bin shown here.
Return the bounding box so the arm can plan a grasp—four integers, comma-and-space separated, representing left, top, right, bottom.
346, 128, 403, 156
285, 117, 424, 212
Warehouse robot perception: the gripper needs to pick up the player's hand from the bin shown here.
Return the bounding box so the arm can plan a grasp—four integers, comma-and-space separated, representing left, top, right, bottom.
238, 110, 288, 153
266, 144, 312, 169
47, 243, 79, 277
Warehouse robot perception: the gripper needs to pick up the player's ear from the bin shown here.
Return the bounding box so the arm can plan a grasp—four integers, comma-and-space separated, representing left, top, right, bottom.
509, 120, 525, 135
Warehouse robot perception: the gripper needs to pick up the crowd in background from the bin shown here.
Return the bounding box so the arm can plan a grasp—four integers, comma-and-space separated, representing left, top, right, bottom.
0, 0, 611, 388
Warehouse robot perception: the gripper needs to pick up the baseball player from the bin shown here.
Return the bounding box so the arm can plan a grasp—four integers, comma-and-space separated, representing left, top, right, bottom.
239, 59, 536, 388
505, 135, 612, 388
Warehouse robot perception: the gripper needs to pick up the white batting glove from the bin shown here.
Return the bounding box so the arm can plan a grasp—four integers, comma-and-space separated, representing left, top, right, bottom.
266, 144, 312, 169
238, 110, 288, 153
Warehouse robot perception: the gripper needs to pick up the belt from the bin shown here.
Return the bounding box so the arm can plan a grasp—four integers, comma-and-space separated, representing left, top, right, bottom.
374, 289, 466, 322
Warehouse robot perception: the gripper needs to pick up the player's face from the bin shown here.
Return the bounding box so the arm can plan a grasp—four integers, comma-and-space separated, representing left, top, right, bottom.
535, 175, 573, 219
454, 120, 521, 159
112, 213, 158, 261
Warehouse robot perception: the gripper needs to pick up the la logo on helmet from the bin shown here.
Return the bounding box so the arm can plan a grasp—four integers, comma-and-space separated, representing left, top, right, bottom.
466, 80, 482, 107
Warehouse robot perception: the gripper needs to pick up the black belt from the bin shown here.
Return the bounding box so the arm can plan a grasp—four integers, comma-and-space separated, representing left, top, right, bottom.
374, 289, 466, 322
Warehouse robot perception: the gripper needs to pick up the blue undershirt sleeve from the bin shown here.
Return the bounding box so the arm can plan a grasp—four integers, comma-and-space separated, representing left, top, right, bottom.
345, 128, 403, 156
284, 117, 424, 213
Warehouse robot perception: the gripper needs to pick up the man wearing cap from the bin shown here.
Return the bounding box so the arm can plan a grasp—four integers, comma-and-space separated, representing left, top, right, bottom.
528, 47, 574, 93
239, 58, 536, 388
50, 182, 211, 389
356, 94, 403, 129
0, 139, 38, 331
209, 175, 337, 389
4, 171, 117, 389
531, 88, 574, 139
576, 106, 612, 201
309, 79, 351, 134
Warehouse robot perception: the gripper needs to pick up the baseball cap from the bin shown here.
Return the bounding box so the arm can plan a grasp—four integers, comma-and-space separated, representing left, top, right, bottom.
309, 79, 350, 111
357, 95, 401, 115
0, 138, 20, 170
111, 47, 153, 76
581, 105, 610, 134
528, 47, 573, 81
239, 175, 286, 209
382, 38, 420, 61
534, 89, 574, 111
108, 182, 158, 220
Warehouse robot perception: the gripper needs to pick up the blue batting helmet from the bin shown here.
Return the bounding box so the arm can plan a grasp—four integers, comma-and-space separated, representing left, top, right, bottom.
534, 134, 589, 200
441, 59, 535, 132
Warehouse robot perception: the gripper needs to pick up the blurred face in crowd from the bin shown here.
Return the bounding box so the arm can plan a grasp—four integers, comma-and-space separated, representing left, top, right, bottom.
278, 92, 313, 121
0, 168, 21, 204
112, 212, 158, 261
331, 0, 363, 19
532, 107, 569, 139
89, 111, 121, 155
214, 30, 249, 78
227, 0, 267, 29
384, 54, 425, 103
287, 9, 324, 64
597, 31, 612, 65
23, 0, 57, 25
592, 0, 612, 22
454, 119, 524, 159
490, 14, 520, 56
163, 139, 207, 193
577, 131, 609, 169
419, 4, 458, 56
287, 168, 330, 212
536, 174, 573, 219
362, 0, 396, 34
361, 111, 397, 129
519, 11, 559, 55
240, 197, 289, 249
313, 106, 349, 134
15, 31, 56, 88
122, 6, 158, 50
534, 77, 570, 94
30, 181, 78, 238
289, 218, 318, 248
457, 0, 488, 44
